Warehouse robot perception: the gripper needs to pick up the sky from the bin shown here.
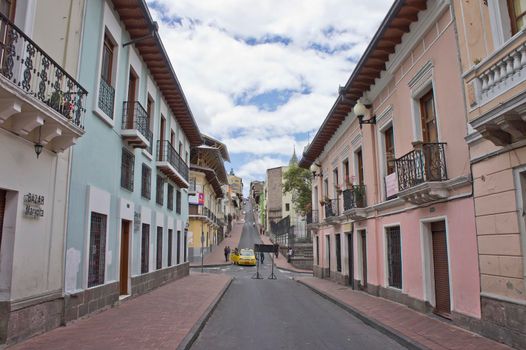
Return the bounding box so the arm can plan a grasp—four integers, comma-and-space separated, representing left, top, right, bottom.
146, 0, 394, 195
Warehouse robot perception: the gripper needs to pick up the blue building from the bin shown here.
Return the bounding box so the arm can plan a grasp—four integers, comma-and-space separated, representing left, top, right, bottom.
63, 0, 202, 321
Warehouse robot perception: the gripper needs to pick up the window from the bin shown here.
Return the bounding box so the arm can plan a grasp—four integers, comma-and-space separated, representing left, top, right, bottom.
101, 33, 114, 84
176, 189, 181, 214
508, 0, 526, 34
386, 226, 402, 289
333, 168, 339, 197
121, 148, 134, 191
189, 178, 196, 192
420, 90, 438, 143
156, 175, 164, 205
156, 227, 163, 270
177, 230, 181, 264
141, 165, 151, 199
335, 234, 342, 272
324, 178, 329, 198
0, 0, 16, 20
146, 97, 154, 154
168, 229, 173, 266
356, 150, 364, 185
167, 184, 174, 211
141, 224, 149, 274
88, 212, 107, 287
384, 126, 395, 175
343, 159, 350, 188
285, 203, 290, 211
170, 130, 176, 146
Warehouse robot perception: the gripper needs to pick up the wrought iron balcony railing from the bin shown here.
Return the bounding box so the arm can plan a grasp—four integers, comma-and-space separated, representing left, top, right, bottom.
157, 140, 189, 181
0, 11, 87, 128
395, 143, 447, 192
306, 210, 319, 224
122, 101, 153, 140
342, 185, 367, 211
98, 78, 114, 119
324, 199, 339, 218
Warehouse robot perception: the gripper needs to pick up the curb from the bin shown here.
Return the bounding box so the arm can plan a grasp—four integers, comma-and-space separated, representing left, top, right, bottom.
176, 276, 233, 350
190, 262, 232, 268
275, 264, 313, 274
296, 279, 429, 350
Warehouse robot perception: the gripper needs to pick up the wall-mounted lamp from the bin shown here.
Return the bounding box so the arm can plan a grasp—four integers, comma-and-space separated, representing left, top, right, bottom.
34, 126, 43, 159
353, 100, 376, 129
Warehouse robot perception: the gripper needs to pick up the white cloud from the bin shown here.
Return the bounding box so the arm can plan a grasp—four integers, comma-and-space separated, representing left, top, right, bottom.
146, 0, 393, 182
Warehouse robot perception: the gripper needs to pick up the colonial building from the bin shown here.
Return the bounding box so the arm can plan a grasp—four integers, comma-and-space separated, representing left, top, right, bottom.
63, 0, 202, 322
301, 0, 483, 341
188, 135, 229, 259
0, 0, 86, 345
452, 1, 526, 347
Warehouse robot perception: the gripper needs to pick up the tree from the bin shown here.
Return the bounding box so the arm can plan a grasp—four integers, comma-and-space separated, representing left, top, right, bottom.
283, 163, 312, 215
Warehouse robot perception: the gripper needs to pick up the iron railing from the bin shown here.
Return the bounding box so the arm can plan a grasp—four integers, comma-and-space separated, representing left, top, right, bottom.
0, 11, 87, 128
342, 185, 367, 211
306, 210, 319, 224
324, 199, 339, 218
395, 143, 447, 191
122, 101, 153, 143
157, 140, 189, 181
98, 78, 114, 119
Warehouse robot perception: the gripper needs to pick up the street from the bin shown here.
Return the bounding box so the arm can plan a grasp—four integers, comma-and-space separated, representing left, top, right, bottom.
190, 203, 406, 350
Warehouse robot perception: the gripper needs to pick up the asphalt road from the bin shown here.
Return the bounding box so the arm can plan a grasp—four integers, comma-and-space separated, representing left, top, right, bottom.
190, 202, 406, 350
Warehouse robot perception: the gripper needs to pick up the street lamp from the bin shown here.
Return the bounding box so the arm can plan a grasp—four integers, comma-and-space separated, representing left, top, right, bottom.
353, 100, 376, 129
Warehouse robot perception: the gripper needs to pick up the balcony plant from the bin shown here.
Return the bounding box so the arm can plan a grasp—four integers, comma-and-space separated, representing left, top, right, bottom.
353, 185, 366, 208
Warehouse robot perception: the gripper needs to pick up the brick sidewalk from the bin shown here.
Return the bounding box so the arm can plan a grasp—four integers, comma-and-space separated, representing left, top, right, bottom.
260, 234, 312, 274
297, 277, 510, 350
10, 273, 232, 350
190, 217, 244, 267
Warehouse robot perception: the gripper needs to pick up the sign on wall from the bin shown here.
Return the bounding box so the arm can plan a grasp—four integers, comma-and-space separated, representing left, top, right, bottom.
23, 193, 44, 218
385, 172, 399, 198
189, 192, 205, 205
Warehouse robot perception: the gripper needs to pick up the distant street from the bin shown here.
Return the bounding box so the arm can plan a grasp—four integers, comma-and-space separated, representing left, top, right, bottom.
190, 202, 406, 350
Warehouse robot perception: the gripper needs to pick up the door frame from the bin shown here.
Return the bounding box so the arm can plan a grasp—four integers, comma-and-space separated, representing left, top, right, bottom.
119, 219, 131, 295
420, 216, 453, 311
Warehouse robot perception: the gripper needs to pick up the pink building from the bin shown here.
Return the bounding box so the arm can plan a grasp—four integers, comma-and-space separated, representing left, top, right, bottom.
301, 0, 483, 339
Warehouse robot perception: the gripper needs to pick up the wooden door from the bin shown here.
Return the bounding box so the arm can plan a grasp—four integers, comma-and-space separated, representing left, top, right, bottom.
0, 0, 16, 20
126, 71, 137, 128
357, 150, 364, 185
431, 221, 451, 317
361, 230, 367, 288
420, 91, 438, 143
119, 220, 130, 295
384, 126, 395, 174
347, 233, 354, 288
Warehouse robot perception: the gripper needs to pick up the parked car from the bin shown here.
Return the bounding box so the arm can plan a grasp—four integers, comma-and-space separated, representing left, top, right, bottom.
237, 249, 257, 266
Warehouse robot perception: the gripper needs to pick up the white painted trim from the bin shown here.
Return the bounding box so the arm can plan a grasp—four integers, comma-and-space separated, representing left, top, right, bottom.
487, 0, 513, 49
512, 165, 526, 282
377, 118, 394, 201
419, 216, 453, 311
356, 227, 367, 284
409, 70, 435, 142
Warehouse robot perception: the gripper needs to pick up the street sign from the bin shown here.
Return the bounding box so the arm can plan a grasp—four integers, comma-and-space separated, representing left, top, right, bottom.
254, 244, 278, 253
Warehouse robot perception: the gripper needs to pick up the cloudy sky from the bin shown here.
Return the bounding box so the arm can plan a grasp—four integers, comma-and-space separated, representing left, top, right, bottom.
146, 0, 394, 192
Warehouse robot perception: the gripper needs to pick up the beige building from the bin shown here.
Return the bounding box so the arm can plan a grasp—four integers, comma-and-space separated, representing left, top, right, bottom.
453, 1, 526, 347
188, 135, 229, 259
0, 0, 87, 344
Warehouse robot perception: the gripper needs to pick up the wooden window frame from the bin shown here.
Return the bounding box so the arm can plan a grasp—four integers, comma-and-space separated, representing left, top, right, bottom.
419, 90, 438, 143
101, 32, 115, 85
384, 126, 395, 175
0, 0, 16, 21
508, 0, 526, 35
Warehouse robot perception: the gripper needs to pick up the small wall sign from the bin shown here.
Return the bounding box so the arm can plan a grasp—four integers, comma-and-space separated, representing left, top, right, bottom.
23, 193, 44, 218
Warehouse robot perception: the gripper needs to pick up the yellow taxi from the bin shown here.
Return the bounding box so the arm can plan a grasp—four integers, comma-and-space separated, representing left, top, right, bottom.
237, 249, 257, 266
230, 249, 240, 264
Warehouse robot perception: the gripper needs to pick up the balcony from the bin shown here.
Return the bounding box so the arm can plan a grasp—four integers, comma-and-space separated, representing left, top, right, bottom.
306, 210, 319, 225
342, 185, 367, 220
121, 101, 152, 149
395, 143, 449, 204
0, 12, 87, 152
156, 140, 189, 188
323, 199, 339, 220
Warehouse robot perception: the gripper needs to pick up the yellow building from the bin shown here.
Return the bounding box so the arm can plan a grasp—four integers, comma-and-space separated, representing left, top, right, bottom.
188, 135, 229, 259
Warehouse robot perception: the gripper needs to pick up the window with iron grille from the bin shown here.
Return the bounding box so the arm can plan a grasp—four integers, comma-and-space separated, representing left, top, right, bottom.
335, 234, 342, 272
156, 226, 163, 270
88, 212, 107, 287
141, 223, 149, 274
121, 148, 134, 191
386, 226, 402, 289
156, 175, 164, 205
141, 164, 151, 199
176, 189, 182, 214
168, 229, 173, 266
167, 184, 174, 211
177, 230, 181, 264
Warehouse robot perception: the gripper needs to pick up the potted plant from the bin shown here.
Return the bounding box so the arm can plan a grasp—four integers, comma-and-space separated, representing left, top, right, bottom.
353, 185, 366, 208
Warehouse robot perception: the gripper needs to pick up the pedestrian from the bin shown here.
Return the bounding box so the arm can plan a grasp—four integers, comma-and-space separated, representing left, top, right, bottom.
224, 246, 230, 262
275, 244, 279, 258
260, 251, 265, 264
287, 247, 293, 263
